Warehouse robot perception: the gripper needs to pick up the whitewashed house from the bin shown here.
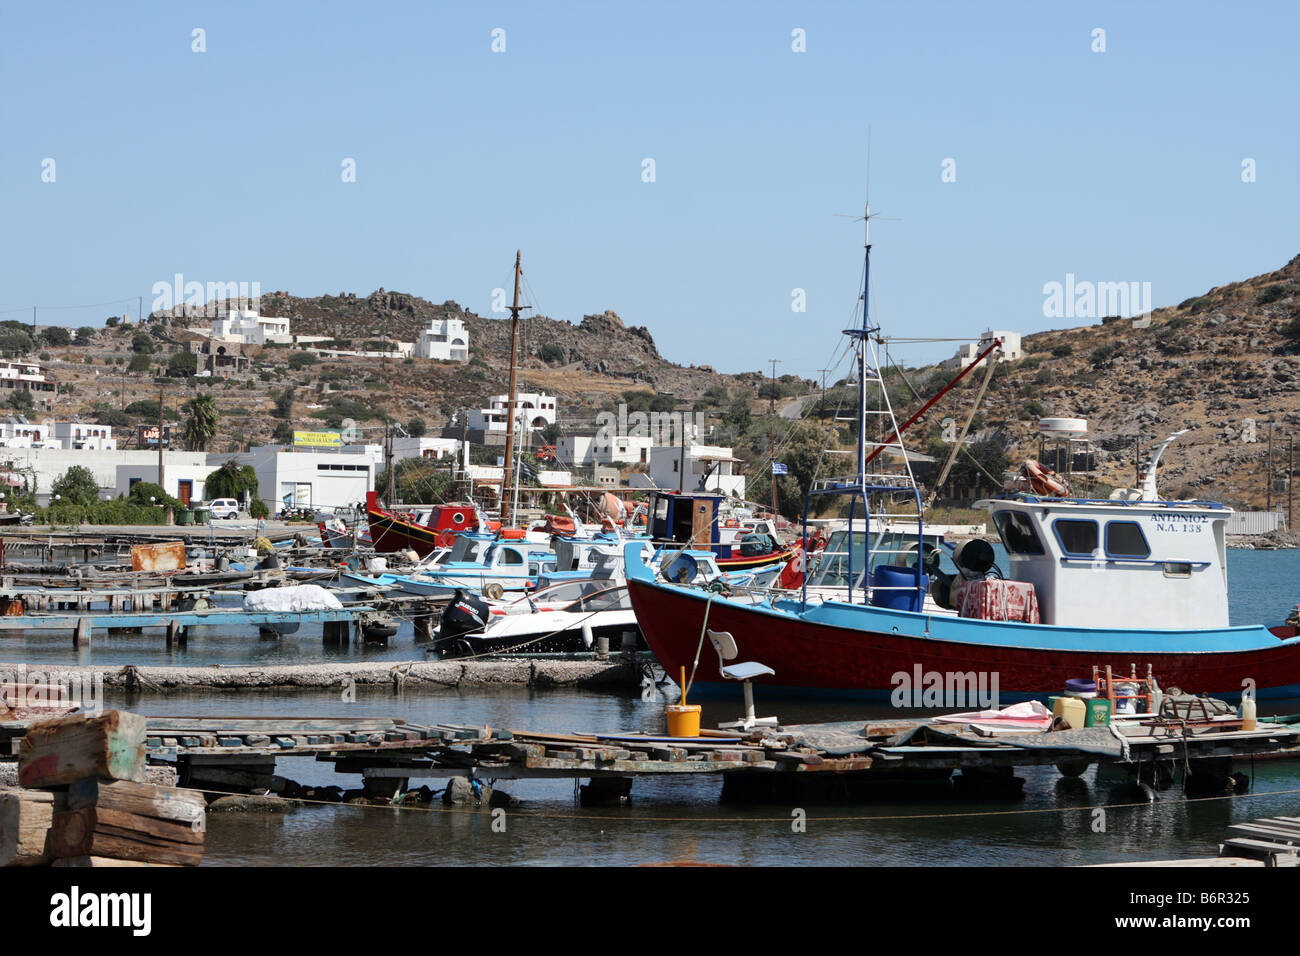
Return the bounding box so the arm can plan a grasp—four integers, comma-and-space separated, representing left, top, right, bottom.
210, 309, 292, 346
416, 317, 469, 362
635, 444, 745, 497
468, 392, 557, 434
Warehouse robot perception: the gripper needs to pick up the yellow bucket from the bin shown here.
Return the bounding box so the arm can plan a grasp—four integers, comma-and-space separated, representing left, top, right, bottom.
665, 704, 702, 738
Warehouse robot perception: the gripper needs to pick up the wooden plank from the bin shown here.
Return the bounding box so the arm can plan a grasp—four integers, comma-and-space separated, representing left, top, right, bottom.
0, 790, 65, 866
19, 710, 146, 787
49, 808, 204, 865
67, 779, 205, 825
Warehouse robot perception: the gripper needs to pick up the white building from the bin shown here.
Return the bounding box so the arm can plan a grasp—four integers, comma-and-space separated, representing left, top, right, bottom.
114, 457, 224, 508
0, 420, 58, 449
51, 422, 117, 451
0, 448, 215, 505
0, 361, 57, 393
944, 330, 1023, 369
416, 317, 469, 362
558, 433, 653, 467
635, 444, 745, 497
210, 309, 292, 346
223, 446, 376, 512
390, 436, 462, 464
468, 392, 557, 433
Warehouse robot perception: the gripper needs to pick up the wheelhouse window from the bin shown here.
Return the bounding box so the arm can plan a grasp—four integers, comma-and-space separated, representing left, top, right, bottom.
993, 510, 1045, 555
1106, 521, 1150, 558
1052, 518, 1099, 556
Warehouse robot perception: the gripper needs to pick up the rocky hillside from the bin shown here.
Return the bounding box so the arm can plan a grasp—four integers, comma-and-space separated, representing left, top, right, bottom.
29, 291, 777, 452
926, 253, 1300, 509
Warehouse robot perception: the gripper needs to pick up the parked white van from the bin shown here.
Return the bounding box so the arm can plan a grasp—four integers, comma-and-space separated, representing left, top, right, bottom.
208, 498, 240, 519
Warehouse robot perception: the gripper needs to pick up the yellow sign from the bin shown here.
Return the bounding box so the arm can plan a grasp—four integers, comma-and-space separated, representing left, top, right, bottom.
293, 431, 342, 448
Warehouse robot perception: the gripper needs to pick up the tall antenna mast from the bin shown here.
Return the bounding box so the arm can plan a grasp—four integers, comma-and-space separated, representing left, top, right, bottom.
500, 251, 528, 525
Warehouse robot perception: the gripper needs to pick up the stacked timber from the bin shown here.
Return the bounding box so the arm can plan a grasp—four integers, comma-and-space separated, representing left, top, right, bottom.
8, 710, 206, 867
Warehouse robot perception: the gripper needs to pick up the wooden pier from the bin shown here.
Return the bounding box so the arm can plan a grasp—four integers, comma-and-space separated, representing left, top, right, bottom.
0, 711, 1290, 805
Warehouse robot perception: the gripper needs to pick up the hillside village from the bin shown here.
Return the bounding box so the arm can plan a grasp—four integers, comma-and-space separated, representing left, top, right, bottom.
1, 253, 1297, 523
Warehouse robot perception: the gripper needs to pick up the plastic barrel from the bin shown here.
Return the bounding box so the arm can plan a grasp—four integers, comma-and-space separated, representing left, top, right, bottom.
869, 565, 928, 612
176, 509, 194, 526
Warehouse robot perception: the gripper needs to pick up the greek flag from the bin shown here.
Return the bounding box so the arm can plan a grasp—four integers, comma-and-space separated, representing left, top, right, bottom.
771, 462, 788, 475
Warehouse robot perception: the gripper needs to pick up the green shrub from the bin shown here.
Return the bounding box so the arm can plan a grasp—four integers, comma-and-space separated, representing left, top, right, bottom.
1257, 284, 1294, 305
1052, 344, 1074, 358
1090, 343, 1118, 365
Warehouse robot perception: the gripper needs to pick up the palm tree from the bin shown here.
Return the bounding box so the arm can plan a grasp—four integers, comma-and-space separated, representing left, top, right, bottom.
182, 393, 219, 451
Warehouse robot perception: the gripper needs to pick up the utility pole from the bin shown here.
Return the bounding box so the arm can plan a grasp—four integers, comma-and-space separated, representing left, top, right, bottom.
385, 424, 395, 505
500, 251, 527, 526
1267, 421, 1274, 513
768, 358, 781, 516
157, 386, 165, 497
817, 367, 831, 416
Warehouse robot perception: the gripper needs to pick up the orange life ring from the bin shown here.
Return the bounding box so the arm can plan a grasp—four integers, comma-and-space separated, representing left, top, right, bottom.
724, 518, 739, 528
1022, 459, 1069, 497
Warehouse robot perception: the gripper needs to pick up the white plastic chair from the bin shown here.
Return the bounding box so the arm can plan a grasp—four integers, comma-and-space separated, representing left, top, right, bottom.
706, 629, 777, 729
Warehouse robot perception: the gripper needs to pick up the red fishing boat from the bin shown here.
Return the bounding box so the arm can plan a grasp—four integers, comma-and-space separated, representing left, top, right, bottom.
365, 491, 484, 556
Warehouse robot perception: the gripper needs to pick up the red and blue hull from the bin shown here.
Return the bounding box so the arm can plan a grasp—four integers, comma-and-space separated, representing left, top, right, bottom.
623, 546, 1300, 701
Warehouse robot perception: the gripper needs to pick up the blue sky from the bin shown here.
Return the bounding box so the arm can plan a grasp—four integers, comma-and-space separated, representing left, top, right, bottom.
1, 1, 1295, 378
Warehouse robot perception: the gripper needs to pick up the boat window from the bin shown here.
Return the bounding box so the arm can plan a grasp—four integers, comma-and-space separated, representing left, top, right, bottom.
1052, 519, 1098, 556
992, 510, 1045, 555
1106, 521, 1150, 558
498, 548, 524, 566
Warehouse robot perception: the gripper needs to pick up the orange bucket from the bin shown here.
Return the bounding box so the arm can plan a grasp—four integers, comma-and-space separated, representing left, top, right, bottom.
665, 704, 701, 738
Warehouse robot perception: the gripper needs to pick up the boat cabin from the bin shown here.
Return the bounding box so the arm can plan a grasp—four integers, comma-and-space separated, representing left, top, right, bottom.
649, 491, 722, 548
975, 496, 1231, 629
647, 491, 781, 561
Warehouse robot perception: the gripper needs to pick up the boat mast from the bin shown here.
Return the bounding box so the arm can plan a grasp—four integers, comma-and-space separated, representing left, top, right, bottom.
854, 205, 873, 493
501, 251, 524, 526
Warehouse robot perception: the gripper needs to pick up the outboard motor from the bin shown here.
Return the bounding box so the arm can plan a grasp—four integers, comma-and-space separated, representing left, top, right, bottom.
432, 588, 492, 657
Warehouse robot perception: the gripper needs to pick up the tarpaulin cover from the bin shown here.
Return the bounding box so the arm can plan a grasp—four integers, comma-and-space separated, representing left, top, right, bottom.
243, 584, 343, 613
